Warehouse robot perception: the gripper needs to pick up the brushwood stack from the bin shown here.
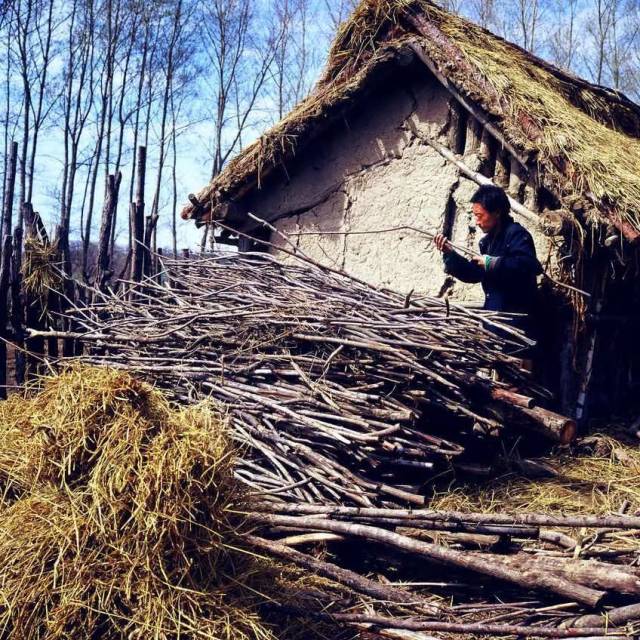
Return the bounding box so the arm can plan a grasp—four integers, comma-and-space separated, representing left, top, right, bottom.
46, 252, 576, 508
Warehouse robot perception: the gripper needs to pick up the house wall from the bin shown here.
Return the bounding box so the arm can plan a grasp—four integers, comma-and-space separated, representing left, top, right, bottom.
241, 64, 552, 307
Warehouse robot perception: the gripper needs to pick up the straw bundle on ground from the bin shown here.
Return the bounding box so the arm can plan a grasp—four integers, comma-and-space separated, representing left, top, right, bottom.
0, 367, 344, 640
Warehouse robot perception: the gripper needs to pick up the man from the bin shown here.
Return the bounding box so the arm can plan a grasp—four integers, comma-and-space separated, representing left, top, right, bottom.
434, 184, 542, 344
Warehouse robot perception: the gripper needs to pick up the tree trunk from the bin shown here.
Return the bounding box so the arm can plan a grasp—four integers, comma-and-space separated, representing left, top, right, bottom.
95, 172, 122, 291
130, 146, 146, 289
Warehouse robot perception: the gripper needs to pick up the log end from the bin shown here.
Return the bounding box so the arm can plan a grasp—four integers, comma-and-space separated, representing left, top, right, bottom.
559, 419, 577, 445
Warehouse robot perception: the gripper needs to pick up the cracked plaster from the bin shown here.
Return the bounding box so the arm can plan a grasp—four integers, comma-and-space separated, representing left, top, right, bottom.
246, 70, 550, 302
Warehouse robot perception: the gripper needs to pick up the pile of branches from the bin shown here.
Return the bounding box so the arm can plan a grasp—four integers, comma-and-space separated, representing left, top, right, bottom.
26, 252, 640, 638
46, 252, 573, 508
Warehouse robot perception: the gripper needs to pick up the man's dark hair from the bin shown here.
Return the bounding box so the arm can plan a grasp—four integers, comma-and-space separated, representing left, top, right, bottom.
470, 185, 510, 218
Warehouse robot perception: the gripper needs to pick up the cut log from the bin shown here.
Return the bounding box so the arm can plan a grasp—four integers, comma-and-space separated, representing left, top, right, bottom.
573, 603, 640, 628
509, 404, 577, 444
254, 514, 606, 607
486, 553, 640, 596
490, 387, 536, 408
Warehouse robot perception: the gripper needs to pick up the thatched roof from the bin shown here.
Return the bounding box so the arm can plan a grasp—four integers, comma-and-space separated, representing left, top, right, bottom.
181, 0, 640, 239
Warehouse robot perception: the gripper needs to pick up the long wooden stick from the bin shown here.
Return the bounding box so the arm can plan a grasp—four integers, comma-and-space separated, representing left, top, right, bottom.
257, 503, 640, 530
330, 614, 623, 638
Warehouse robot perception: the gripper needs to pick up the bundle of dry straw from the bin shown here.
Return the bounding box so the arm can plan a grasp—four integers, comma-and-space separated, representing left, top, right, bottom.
0, 367, 342, 640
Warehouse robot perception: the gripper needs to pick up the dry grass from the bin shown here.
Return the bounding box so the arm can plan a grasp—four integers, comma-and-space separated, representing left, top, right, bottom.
22, 235, 62, 300
431, 435, 640, 550
0, 367, 340, 640
185, 0, 640, 236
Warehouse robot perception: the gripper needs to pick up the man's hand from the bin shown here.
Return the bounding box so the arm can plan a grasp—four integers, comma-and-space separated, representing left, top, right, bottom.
433, 233, 452, 254
471, 255, 485, 268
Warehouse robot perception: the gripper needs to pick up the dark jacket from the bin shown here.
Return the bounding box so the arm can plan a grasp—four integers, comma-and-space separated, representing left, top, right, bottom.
443, 216, 542, 333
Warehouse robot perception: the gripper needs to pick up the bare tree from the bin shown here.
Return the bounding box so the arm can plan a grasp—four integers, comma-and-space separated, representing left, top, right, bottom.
586, 0, 615, 84
11, 0, 57, 234
468, 0, 497, 29
59, 0, 95, 273
149, 0, 187, 252
605, 0, 640, 93
1, 16, 13, 220
25, 0, 54, 205
82, 0, 127, 278
547, 0, 579, 70
271, 0, 313, 120
200, 0, 281, 180
516, 0, 543, 52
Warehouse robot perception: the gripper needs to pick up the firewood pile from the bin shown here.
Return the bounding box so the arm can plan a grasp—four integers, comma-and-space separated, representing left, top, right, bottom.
52, 253, 574, 506
33, 253, 639, 638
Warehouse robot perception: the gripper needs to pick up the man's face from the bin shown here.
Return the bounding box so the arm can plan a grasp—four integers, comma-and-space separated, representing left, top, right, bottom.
472, 203, 500, 233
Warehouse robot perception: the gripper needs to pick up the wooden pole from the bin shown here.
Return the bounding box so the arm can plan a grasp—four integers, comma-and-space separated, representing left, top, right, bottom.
10, 225, 25, 385
0, 142, 17, 397
1, 142, 17, 241
95, 172, 122, 290
494, 147, 510, 188
464, 116, 481, 155
479, 127, 496, 177
23, 203, 45, 379
0, 235, 12, 399
130, 146, 146, 288
261, 504, 640, 530
252, 514, 605, 606
508, 156, 526, 202
447, 100, 466, 155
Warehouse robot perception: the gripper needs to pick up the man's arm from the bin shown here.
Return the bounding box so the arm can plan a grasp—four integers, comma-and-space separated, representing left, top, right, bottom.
443, 251, 485, 283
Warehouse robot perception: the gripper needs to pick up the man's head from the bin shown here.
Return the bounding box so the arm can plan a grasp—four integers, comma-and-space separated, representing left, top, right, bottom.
470, 185, 510, 233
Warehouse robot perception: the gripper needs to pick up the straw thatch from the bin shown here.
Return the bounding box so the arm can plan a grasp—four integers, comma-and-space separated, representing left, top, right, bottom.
181, 0, 640, 238
0, 367, 341, 640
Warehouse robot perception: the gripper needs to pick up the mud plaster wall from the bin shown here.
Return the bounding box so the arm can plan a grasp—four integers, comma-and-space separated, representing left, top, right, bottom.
242, 68, 552, 304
